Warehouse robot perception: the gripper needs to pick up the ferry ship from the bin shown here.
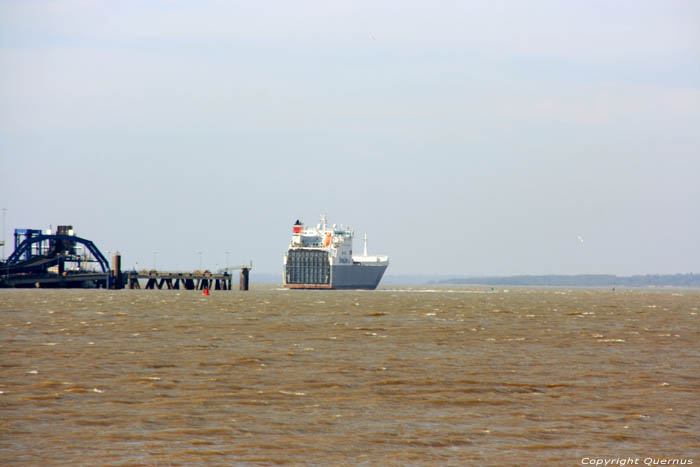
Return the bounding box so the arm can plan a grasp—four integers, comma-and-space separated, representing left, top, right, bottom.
283, 216, 389, 289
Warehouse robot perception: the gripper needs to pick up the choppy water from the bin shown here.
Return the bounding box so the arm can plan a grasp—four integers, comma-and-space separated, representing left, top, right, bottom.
1, 286, 698, 466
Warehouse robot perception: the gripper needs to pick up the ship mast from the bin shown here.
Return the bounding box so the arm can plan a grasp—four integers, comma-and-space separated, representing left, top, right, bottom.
363, 233, 368, 257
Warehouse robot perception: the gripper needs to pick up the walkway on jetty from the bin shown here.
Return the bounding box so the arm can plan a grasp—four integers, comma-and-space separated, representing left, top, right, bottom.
127, 268, 250, 291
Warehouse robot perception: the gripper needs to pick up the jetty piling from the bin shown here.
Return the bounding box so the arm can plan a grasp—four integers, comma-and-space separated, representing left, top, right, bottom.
240, 267, 249, 291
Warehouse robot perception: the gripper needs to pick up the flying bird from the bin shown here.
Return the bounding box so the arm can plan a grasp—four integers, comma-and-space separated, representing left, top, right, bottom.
577, 235, 584, 244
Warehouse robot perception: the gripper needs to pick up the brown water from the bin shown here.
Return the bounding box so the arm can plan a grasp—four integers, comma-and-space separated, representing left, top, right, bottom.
1, 286, 698, 466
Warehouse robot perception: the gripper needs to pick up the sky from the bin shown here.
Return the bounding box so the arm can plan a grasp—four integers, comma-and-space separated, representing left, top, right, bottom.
1, 0, 699, 277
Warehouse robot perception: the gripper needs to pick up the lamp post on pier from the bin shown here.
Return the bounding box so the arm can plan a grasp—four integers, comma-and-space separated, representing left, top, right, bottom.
1, 207, 6, 261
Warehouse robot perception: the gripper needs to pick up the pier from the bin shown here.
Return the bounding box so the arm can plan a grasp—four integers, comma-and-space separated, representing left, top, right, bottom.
126, 268, 251, 291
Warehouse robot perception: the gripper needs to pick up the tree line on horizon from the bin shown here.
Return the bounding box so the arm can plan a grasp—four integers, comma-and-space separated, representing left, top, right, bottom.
437, 273, 700, 287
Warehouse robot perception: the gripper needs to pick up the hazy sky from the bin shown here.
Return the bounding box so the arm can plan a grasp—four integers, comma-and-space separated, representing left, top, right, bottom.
1, 0, 699, 277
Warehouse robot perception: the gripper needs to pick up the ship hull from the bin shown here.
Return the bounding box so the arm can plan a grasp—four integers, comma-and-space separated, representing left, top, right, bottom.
327, 264, 388, 289
283, 260, 387, 290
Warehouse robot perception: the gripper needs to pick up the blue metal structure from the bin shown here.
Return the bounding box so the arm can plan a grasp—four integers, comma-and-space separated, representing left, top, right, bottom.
4, 230, 110, 275
13, 229, 44, 261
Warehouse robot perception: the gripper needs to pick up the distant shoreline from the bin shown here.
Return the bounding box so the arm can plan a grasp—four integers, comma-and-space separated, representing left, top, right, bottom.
432, 273, 700, 288
251, 272, 700, 287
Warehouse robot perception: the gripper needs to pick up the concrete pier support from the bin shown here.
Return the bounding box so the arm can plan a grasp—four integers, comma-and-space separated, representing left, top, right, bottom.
111, 253, 123, 289
240, 267, 250, 291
